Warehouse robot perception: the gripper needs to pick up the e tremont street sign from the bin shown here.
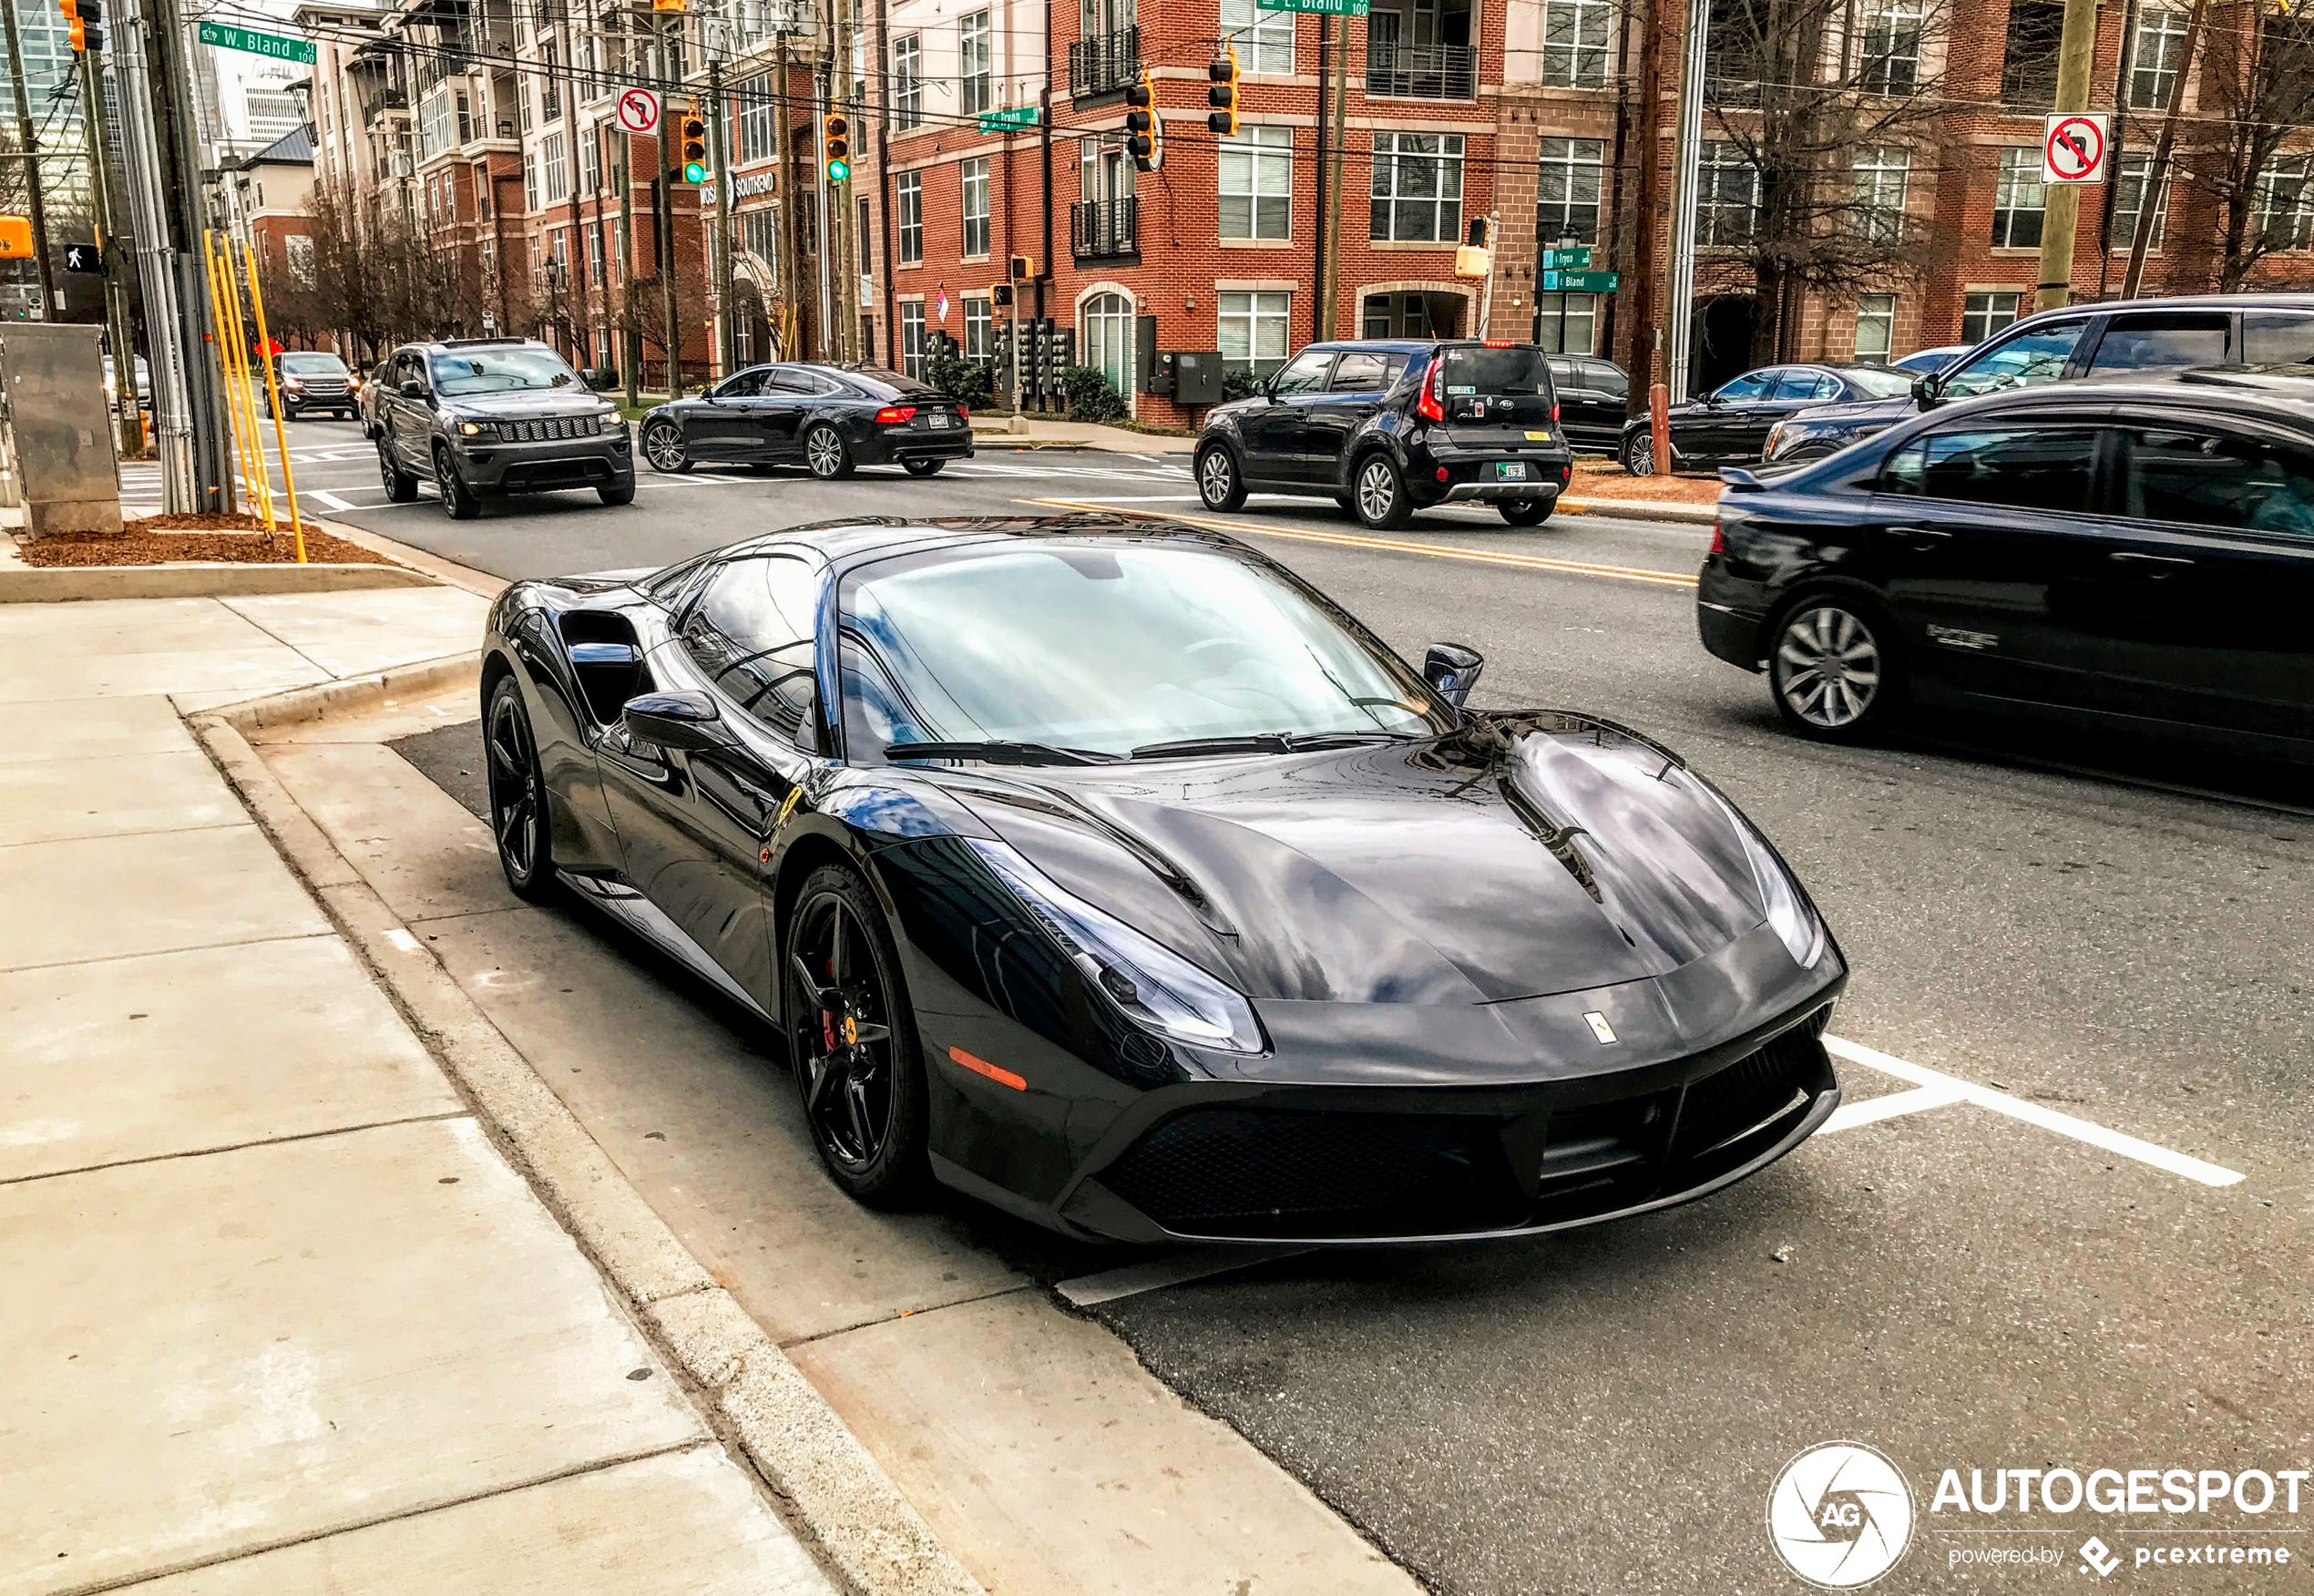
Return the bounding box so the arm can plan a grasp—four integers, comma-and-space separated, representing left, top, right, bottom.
196, 20, 317, 65
1256, 0, 1371, 15
978, 106, 1039, 133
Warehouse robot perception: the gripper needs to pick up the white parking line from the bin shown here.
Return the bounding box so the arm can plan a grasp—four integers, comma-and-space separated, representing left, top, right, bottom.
305, 489, 360, 511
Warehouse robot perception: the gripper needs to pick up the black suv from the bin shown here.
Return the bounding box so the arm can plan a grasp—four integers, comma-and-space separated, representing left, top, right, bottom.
374, 338, 634, 518
1195, 340, 1572, 528
1764, 294, 2314, 465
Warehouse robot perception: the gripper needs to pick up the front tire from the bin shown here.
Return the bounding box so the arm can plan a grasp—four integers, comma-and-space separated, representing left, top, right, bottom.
641, 420, 692, 474
378, 438, 418, 502
1195, 445, 1247, 511
902, 457, 946, 477
1499, 498, 1554, 527
1769, 596, 1902, 742
804, 423, 855, 480
597, 480, 636, 506
1622, 432, 1656, 476
1352, 452, 1412, 529
783, 863, 929, 1207
485, 677, 556, 902
435, 445, 482, 520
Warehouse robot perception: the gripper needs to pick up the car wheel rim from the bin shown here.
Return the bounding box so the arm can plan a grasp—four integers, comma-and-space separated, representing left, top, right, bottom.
644, 425, 684, 471
1357, 461, 1394, 520
435, 454, 457, 506
807, 429, 840, 476
787, 895, 896, 1171
1630, 437, 1653, 476
1776, 606, 1882, 729
378, 446, 395, 489
486, 693, 538, 880
1199, 452, 1232, 505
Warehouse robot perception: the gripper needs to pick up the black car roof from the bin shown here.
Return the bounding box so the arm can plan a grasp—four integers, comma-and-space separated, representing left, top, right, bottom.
1906, 365, 2314, 427
701, 514, 1256, 572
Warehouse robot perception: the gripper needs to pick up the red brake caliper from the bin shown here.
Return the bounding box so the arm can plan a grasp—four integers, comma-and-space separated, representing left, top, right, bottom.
820, 952, 838, 1052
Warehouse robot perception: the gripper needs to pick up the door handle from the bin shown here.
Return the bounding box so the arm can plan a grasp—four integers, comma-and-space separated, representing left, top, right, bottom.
2109, 550, 2195, 573
1886, 526, 1952, 551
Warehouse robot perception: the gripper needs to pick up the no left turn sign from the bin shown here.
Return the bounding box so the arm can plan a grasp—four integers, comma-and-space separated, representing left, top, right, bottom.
616, 87, 661, 136
2043, 112, 2109, 184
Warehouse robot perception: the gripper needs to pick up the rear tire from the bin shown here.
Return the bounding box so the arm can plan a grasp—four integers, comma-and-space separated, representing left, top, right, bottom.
1352, 452, 1412, 529
903, 457, 946, 476
1195, 445, 1247, 511
804, 424, 855, 480
1768, 594, 1903, 743
1499, 498, 1554, 527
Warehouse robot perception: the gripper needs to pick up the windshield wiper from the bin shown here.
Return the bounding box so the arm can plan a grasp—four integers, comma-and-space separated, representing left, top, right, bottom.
1128, 732, 1411, 760
885, 740, 1122, 766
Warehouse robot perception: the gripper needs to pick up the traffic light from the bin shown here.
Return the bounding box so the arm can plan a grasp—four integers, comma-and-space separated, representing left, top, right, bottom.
823, 110, 849, 183
650, 0, 684, 11
1206, 46, 1240, 138
0, 215, 31, 258
1008, 254, 1035, 280
680, 104, 708, 184
1125, 68, 1162, 173
58, 0, 100, 51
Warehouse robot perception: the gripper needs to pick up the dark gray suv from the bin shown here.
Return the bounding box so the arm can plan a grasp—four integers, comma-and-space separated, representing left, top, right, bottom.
373, 338, 634, 518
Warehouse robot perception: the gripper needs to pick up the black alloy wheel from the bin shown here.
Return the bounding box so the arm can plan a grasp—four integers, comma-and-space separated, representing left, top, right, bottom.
1352, 452, 1412, 529
1499, 498, 1554, 527
902, 457, 946, 476
485, 678, 556, 901
435, 444, 482, 519
804, 423, 855, 480
378, 437, 419, 502
1622, 431, 1656, 476
1770, 598, 1900, 742
642, 419, 692, 474
784, 864, 928, 1205
1195, 445, 1246, 511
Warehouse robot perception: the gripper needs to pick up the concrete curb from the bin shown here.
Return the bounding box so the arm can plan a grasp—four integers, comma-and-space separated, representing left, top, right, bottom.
200, 651, 486, 732
0, 559, 438, 602
189, 677, 987, 1596
1556, 495, 1718, 526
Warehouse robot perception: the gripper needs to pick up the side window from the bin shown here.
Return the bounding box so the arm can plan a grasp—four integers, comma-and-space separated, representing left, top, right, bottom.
2086, 312, 2231, 374
1940, 320, 2088, 398
1809, 373, 1845, 399
1547, 357, 1581, 392
677, 557, 822, 736
1330, 351, 1394, 392
2120, 428, 2314, 538
1879, 426, 2101, 512
1584, 361, 1628, 398
1771, 370, 1825, 402
713, 368, 769, 398
1714, 370, 1776, 403
2242, 312, 2314, 366
1271, 348, 1336, 398
770, 367, 818, 394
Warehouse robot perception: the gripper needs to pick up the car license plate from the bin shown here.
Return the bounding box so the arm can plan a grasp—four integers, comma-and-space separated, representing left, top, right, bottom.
927, 412, 952, 428
1495, 461, 1530, 481
1525, 430, 1553, 442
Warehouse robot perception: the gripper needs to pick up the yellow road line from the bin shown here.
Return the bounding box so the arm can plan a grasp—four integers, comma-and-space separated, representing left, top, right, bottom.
1021, 497, 1702, 590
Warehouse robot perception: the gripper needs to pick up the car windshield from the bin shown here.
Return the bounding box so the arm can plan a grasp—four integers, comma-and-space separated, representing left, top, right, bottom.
430, 347, 581, 396
838, 541, 1449, 761
1843, 367, 1916, 397
280, 353, 346, 375
1439, 345, 1550, 396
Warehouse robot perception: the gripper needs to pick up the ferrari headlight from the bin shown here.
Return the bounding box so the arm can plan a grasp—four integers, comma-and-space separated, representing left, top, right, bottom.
1736, 822, 1827, 968
966, 837, 1265, 1054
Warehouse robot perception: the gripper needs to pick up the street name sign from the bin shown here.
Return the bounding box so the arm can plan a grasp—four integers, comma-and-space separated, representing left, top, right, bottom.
1541, 269, 1619, 292
978, 106, 1039, 133
1256, 0, 1371, 15
1541, 245, 1592, 270
196, 21, 316, 65
2043, 112, 2109, 185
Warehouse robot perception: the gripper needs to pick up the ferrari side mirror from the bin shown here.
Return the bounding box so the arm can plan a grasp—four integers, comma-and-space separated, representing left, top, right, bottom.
1423, 642, 1485, 708
622, 690, 735, 752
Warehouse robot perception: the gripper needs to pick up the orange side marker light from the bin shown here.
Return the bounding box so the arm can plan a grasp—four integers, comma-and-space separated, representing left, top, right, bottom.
948, 1045, 1026, 1090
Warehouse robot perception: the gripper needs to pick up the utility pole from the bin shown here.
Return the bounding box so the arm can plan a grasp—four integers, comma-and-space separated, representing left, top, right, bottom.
812, 65, 832, 360
2119, 0, 2207, 299
619, 136, 639, 407
772, 36, 797, 355
1663, 0, 1709, 409
709, 55, 734, 373
1318, 14, 1347, 340
1625, 0, 1667, 423
829, 0, 854, 362
2033, 0, 2103, 312
2, 0, 58, 320
81, 52, 142, 455
655, 9, 681, 396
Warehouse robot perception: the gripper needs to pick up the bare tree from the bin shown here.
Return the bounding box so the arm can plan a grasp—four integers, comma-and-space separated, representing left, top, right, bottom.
2181, 0, 2314, 290
606, 252, 713, 390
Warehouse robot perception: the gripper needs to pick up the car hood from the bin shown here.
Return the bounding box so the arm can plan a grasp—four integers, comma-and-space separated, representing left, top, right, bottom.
442, 388, 614, 419
928, 714, 1780, 1008
1789, 394, 1915, 426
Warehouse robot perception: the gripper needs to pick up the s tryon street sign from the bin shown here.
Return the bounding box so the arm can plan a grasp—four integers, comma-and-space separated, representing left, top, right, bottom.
195, 21, 316, 65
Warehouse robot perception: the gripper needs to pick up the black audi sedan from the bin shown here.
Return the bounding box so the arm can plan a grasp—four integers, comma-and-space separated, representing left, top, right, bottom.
639, 363, 972, 480
482, 513, 1846, 1243
1698, 369, 2314, 762
1195, 340, 1573, 528
1621, 363, 1915, 476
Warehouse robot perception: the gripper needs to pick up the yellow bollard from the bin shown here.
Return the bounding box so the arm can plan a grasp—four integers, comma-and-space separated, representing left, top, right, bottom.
199, 234, 264, 525
213, 236, 278, 531
242, 240, 306, 563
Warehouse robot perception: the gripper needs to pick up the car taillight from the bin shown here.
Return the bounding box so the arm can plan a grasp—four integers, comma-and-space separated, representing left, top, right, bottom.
1551, 402, 1561, 423
1710, 518, 1727, 555
875, 405, 916, 425
957, 404, 969, 420
1483, 339, 1515, 348
1418, 359, 1445, 423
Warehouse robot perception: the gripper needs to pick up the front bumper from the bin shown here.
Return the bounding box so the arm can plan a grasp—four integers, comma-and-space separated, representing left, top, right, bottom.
453, 428, 634, 492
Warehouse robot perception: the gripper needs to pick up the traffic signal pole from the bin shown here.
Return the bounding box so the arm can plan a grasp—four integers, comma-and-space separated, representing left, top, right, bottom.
77, 34, 143, 454
1, 0, 58, 320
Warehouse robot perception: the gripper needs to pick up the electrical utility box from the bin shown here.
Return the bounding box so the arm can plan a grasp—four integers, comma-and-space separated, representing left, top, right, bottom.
0, 322, 122, 536
1171, 351, 1224, 405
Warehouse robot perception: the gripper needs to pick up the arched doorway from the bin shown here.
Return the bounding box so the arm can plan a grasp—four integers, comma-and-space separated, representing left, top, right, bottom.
1082, 291, 1134, 401
1692, 295, 1760, 393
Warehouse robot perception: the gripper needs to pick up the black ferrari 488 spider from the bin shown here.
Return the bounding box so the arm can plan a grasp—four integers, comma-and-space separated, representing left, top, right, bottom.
480, 514, 1846, 1244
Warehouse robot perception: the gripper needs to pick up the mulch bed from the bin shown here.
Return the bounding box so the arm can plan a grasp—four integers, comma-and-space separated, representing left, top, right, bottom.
17, 512, 399, 568
1569, 458, 1724, 506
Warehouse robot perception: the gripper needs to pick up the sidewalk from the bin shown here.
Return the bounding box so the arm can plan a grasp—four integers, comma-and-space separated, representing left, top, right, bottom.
0, 582, 842, 1592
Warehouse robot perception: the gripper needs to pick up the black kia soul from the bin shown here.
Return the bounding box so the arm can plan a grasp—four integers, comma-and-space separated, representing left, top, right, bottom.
1195, 340, 1574, 528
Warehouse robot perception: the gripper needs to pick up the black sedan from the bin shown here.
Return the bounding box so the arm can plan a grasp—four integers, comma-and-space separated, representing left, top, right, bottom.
639, 363, 973, 480
1545, 353, 1631, 450
482, 514, 1846, 1243
1699, 369, 2314, 762
1621, 363, 1914, 476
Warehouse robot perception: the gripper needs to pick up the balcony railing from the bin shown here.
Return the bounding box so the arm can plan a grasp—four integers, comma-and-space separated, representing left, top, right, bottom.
1071, 197, 1137, 258
1069, 26, 1139, 101
1365, 38, 1476, 100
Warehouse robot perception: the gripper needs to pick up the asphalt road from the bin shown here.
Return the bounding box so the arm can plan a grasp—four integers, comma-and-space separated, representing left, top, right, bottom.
226, 419, 2313, 1592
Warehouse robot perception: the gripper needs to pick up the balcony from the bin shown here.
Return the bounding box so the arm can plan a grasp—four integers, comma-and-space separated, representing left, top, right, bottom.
1365, 38, 1476, 100
1071, 197, 1137, 258
1069, 26, 1139, 102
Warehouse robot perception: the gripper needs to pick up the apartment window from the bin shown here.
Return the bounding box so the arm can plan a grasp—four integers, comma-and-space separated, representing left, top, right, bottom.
2000, 0, 2063, 104
581, 126, 600, 193
739, 77, 776, 162
858, 198, 872, 277
893, 36, 921, 129
1370, 132, 1463, 241
541, 131, 568, 200
1539, 0, 1609, 87
540, 39, 561, 120
742, 208, 778, 274
2253, 156, 2314, 251
1992, 147, 2045, 248
1219, 291, 1291, 373
962, 157, 990, 256
550, 229, 570, 286
1852, 146, 1910, 240
1856, 293, 1896, 360
2109, 153, 2168, 251
2128, 8, 2189, 110
896, 170, 923, 262
1536, 138, 1602, 244
587, 220, 604, 283
1696, 141, 1759, 244
519, 77, 533, 134
901, 302, 926, 376
959, 12, 992, 117
1533, 292, 1594, 353
1858, 0, 1922, 95
525, 159, 539, 211
456, 89, 472, 144
1220, 125, 1293, 240
965, 296, 992, 358
420, 86, 456, 159
1961, 291, 2021, 345
1220, 0, 1294, 72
